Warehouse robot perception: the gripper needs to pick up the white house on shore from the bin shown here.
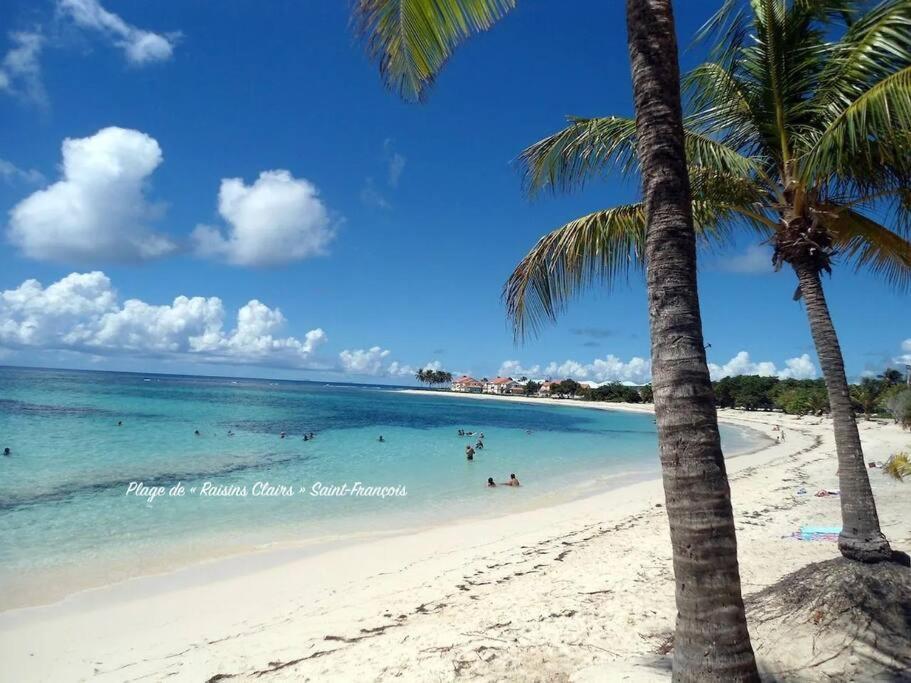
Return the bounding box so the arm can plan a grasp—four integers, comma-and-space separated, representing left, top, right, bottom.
451, 376, 484, 393
483, 377, 519, 395
537, 380, 557, 396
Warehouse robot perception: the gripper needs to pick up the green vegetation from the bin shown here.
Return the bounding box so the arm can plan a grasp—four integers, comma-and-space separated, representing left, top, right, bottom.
709, 368, 910, 418
414, 368, 453, 390
579, 383, 645, 404
883, 452, 911, 480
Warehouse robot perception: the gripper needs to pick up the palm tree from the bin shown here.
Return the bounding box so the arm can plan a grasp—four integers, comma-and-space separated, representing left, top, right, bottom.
351, 1, 759, 678
852, 377, 883, 419
505, 0, 911, 563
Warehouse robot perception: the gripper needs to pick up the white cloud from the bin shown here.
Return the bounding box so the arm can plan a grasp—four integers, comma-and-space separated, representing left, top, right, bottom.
708, 351, 818, 381
193, 170, 334, 267
0, 158, 44, 184
8, 127, 175, 264
58, 0, 178, 65
501, 351, 817, 384
718, 245, 773, 274
0, 271, 327, 367
499, 355, 651, 384
339, 346, 391, 375
498, 360, 542, 378
0, 31, 46, 105
895, 338, 911, 366
338, 348, 433, 378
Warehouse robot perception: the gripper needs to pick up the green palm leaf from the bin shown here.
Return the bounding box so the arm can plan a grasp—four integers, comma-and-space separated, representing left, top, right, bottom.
803, 65, 911, 181
818, 204, 911, 290
519, 115, 764, 195
352, 0, 516, 101
503, 195, 766, 339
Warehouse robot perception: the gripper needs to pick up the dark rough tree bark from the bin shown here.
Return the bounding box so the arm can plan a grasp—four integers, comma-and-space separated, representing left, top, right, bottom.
792, 261, 892, 562
625, 1, 760, 680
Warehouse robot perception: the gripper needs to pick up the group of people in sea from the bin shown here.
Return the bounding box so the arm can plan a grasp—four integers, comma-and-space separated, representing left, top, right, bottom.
487, 474, 520, 487
459, 430, 521, 488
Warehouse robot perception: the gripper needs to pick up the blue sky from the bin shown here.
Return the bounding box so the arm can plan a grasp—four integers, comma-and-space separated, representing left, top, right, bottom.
0, 0, 908, 384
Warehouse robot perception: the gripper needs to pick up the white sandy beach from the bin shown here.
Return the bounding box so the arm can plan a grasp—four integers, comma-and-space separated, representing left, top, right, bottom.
0, 396, 909, 681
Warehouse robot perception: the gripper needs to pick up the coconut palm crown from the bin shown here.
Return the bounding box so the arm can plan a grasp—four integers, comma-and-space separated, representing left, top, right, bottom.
504, 0, 911, 562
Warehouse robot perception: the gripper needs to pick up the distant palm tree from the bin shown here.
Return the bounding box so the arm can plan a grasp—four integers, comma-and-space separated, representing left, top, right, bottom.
852, 377, 883, 419
505, 0, 910, 563
351, 0, 759, 677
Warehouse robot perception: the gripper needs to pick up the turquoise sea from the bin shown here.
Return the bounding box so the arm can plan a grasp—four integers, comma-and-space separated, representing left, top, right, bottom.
0, 366, 762, 609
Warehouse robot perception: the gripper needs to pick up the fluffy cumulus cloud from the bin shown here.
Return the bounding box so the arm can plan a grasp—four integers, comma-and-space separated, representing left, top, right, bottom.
193, 171, 335, 267
499, 355, 652, 384
58, 0, 178, 65
8, 127, 175, 264
0, 31, 46, 105
708, 351, 818, 381
338, 347, 391, 375
500, 351, 817, 384
0, 271, 327, 367
338, 347, 432, 377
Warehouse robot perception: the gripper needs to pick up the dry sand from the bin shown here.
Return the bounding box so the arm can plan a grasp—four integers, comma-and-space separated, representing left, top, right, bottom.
0, 394, 908, 682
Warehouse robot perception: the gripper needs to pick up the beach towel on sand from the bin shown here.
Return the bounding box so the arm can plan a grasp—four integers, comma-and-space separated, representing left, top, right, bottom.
788, 525, 841, 541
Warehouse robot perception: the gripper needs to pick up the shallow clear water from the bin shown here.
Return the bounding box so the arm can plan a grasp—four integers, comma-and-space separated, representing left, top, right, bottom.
0, 366, 762, 608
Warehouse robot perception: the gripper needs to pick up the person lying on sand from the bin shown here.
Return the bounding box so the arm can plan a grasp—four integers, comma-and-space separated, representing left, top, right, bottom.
486, 477, 496, 487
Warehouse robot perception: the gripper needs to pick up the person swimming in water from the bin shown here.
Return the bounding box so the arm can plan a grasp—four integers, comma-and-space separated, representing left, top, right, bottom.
117, 420, 122, 426
466, 445, 475, 461
475, 439, 484, 450
487, 477, 496, 487
3, 447, 10, 456
378, 435, 385, 442
194, 429, 200, 436
503, 473, 520, 487
303, 434, 309, 441
280, 431, 286, 439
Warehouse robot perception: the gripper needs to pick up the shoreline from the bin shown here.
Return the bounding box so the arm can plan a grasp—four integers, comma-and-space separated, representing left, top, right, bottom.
0, 404, 907, 680
0, 393, 763, 614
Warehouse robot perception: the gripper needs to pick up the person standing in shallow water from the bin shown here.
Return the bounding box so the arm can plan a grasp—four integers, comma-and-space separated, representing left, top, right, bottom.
465, 445, 475, 461
486, 477, 496, 487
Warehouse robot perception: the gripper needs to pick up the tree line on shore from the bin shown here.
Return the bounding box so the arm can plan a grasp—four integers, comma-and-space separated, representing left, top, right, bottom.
541, 370, 911, 427
414, 368, 453, 390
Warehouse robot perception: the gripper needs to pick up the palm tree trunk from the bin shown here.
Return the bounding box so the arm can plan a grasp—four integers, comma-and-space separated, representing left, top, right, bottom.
793, 262, 892, 562
625, 1, 759, 680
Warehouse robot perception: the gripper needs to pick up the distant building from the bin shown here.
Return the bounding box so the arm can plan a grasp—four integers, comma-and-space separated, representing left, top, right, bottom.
451, 376, 483, 393
538, 380, 557, 396
483, 377, 518, 395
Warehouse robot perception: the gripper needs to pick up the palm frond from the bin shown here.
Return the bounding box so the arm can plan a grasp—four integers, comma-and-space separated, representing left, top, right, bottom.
818, 203, 911, 290
352, 0, 516, 101
814, 0, 911, 109
503, 194, 765, 340
504, 205, 646, 340
882, 451, 911, 480
519, 115, 764, 196
803, 65, 911, 181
